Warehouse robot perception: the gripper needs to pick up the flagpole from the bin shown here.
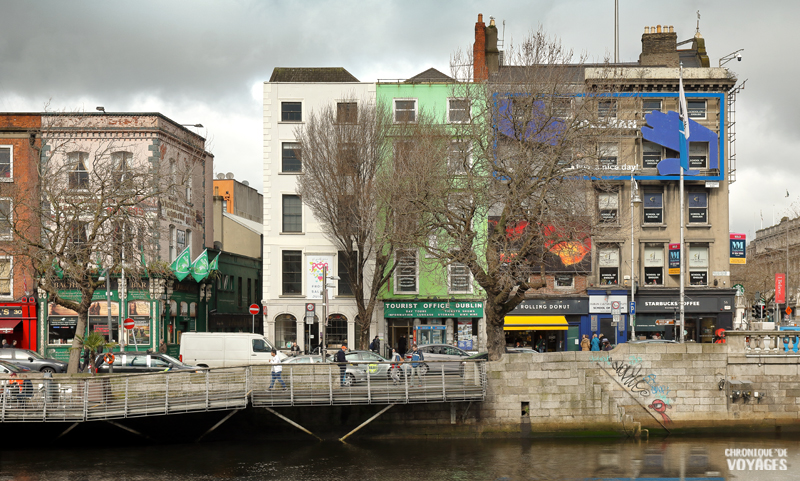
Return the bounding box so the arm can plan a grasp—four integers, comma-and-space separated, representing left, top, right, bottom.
679, 62, 687, 343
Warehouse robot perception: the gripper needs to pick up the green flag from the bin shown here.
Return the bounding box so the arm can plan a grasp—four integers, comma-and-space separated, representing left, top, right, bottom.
209, 253, 220, 272
191, 249, 209, 282
170, 247, 191, 282
52, 259, 64, 279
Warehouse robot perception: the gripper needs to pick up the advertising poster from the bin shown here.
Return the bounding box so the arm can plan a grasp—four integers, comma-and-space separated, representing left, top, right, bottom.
307, 255, 334, 300
730, 233, 746, 265
668, 243, 681, 275
458, 320, 473, 350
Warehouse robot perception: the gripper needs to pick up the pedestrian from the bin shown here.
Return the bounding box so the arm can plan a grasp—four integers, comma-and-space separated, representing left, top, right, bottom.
390, 348, 403, 385
369, 335, 380, 353
580, 335, 590, 351
409, 344, 424, 387
268, 350, 287, 390
398, 335, 407, 356
290, 341, 300, 356
602, 340, 613, 351
335, 343, 348, 386
158, 340, 167, 354
599, 332, 608, 345
535, 335, 545, 353
590, 334, 600, 352
11, 340, 17, 348
0, 339, 7, 348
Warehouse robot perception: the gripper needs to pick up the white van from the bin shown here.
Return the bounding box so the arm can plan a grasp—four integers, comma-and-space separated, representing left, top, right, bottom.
179, 333, 287, 368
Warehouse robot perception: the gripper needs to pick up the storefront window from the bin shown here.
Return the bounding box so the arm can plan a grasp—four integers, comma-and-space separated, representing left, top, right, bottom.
327, 314, 348, 347
49, 317, 77, 345
126, 300, 151, 347
275, 314, 297, 348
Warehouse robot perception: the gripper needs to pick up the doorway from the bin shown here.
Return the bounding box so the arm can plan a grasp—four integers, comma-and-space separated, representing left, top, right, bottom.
388, 318, 412, 357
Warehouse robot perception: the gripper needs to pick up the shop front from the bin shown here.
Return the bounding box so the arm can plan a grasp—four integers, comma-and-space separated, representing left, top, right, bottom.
0, 298, 37, 350
634, 289, 735, 342
504, 298, 587, 352
587, 289, 629, 345
383, 301, 484, 357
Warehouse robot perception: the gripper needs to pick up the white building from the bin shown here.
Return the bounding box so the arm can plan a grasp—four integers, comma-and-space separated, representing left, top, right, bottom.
262, 68, 376, 352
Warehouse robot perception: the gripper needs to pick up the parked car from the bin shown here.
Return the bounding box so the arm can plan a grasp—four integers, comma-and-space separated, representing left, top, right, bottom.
95, 352, 198, 374
285, 351, 393, 386
404, 344, 471, 376
0, 348, 68, 373
179, 332, 286, 368
0, 359, 30, 374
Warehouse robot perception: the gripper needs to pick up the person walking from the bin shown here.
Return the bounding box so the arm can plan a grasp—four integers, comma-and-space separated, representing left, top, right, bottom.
409, 344, 424, 387
158, 340, 167, 354
580, 335, 591, 351
369, 336, 380, 353
389, 348, 403, 385
268, 350, 287, 391
335, 343, 348, 386
535, 335, 546, 353
590, 334, 600, 352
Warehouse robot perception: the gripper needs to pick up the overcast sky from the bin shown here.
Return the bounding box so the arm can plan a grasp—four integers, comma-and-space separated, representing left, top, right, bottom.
1, 0, 796, 241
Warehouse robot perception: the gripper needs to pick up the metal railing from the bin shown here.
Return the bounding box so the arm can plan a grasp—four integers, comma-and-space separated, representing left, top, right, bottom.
0, 360, 486, 422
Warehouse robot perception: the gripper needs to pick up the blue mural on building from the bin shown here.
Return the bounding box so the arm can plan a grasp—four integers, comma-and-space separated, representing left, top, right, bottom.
640, 109, 719, 176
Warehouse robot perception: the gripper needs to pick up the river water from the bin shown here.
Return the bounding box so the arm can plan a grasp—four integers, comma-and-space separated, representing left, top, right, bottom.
1, 435, 797, 480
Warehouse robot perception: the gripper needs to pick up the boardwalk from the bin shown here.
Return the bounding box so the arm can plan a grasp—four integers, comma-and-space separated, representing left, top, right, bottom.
0, 360, 486, 423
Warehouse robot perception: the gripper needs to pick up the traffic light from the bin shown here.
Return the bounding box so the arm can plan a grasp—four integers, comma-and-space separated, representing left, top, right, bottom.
751, 305, 758, 319
758, 305, 767, 319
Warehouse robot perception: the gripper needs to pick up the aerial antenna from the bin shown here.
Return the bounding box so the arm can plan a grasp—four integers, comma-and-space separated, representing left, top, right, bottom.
696, 10, 701, 34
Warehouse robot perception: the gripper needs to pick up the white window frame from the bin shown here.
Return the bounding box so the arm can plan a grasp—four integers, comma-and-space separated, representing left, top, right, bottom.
0, 256, 11, 298
687, 100, 706, 120
394, 249, 419, 294
282, 194, 303, 233
598, 191, 619, 224
688, 245, 709, 286
393, 98, 417, 123
447, 98, 470, 123
688, 191, 709, 225
68, 151, 90, 190
281, 101, 303, 123
643, 190, 664, 225
598, 245, 620, 286
0, 145, 13, 181
448, 261, 472, 294
643, 244, 665, 286
281, 142, 302, 173
642, 99, 662, 115
0, 198, 11, 240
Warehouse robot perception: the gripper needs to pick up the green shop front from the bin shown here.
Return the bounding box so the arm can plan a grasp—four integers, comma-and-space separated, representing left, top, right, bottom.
40, 277, 208, 360
382, 301, 484, 354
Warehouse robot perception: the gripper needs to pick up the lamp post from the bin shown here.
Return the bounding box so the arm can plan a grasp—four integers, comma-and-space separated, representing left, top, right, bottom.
319, 265, 338, 363
630, 168, 642, 340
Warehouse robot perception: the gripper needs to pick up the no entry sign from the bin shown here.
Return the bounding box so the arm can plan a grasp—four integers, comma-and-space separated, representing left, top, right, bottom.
123, 318, 135, 330
249, 304, 260, 315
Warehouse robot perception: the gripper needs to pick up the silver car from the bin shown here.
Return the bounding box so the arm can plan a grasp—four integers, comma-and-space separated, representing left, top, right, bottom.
405, 344, 470, 376
285, 352, 392, 386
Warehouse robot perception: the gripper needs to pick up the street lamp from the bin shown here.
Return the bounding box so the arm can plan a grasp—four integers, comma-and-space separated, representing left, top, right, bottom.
630, 168, 642, 340
320, 265, 339, 363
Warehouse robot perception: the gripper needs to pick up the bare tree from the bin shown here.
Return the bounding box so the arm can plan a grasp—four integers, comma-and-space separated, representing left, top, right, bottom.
0, 113, 198, 372
395, 29, 618, 359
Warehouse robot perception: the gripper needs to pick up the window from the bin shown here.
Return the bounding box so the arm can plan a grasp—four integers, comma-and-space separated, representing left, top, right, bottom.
425, 234, 438, 258
598, 143, 618, 167
643, 141, 662, 169
552, 97, 572, 118
281, 143, 301, 173
689, 142, 708, 169
448, 262, 472, 294
282, 250, 302, 295
0, 199, 11, 240
448, 98, 470, 123
185, 174, 192, 203
0, 257, 11, 297
0, 146, 12, 179
598, 100, 617, 118
598, 191, 619, 224
176, 229, 186, 253
326, 314, 347, 346
282, 195, 302, 233
337, 252, 354, 296
643, 191, 663, 224
689, 245, 709, 286
111, 151, 132, 186
394, 99, 417, 123
555, 274, 573, 288
337, 102, 357, 124
337, 142, 358, 176
395, 249, 418, 294
643, 245, 664, 285
281, 102, 302, 122
275, 314, 297, 348
393, 141, 412, 171
688, 192, 708, 224
169, 225, 176, 262
448, 141, 471, 174
687, 100, 706, 119
68, 152, 89, 189
642, 99, 662, 115
598, 246, 619, 285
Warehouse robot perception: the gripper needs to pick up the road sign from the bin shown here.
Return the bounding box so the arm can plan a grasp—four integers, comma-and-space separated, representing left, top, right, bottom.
787, 307, 793, 316
305, 303, 315, 312
123, 318, 135, 330
249, 304, 260, 315
629, 302, 636, 315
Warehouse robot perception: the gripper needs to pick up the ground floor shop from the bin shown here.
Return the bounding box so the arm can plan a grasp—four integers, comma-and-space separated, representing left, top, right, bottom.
265, 301, 359, 354
0, 298, 38, 351
633, 289, 735, 342
379, 301, 485, 358
504, 298, 587, 352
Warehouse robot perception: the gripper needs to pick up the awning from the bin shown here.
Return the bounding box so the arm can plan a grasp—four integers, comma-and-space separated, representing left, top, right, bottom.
503, 315, 568, 331
0, 319, 21, 334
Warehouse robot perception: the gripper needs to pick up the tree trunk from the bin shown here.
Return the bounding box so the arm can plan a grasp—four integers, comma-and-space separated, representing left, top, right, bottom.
67, 311, 88, 374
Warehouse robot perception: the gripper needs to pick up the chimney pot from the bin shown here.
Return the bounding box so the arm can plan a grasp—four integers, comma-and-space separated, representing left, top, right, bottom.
657, 25, 662, 33
478, 13, 483, 22
669, 26, 674, 33
644, 26, 650, 34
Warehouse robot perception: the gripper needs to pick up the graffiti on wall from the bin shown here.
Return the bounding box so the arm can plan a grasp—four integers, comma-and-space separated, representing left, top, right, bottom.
591, 353, 675, 423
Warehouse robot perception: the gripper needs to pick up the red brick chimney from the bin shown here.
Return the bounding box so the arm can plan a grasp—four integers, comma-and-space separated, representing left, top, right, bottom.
473, 13, 487, 81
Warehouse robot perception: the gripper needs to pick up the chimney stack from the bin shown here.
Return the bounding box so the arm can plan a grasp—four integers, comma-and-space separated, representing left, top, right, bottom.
639, 24, 679, 67
473, 14, 487, 81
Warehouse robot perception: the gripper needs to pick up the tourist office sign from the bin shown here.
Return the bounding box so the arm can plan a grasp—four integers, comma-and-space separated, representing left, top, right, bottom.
384, 301, 484, 318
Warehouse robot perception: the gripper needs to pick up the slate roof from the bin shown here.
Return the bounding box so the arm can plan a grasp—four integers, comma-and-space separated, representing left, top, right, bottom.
269, 68, 359, 83
405, 67, 453, 83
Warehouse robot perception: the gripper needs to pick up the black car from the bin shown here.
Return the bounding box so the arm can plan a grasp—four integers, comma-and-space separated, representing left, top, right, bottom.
0, 348, 68, 373
95, 351, 198, 374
